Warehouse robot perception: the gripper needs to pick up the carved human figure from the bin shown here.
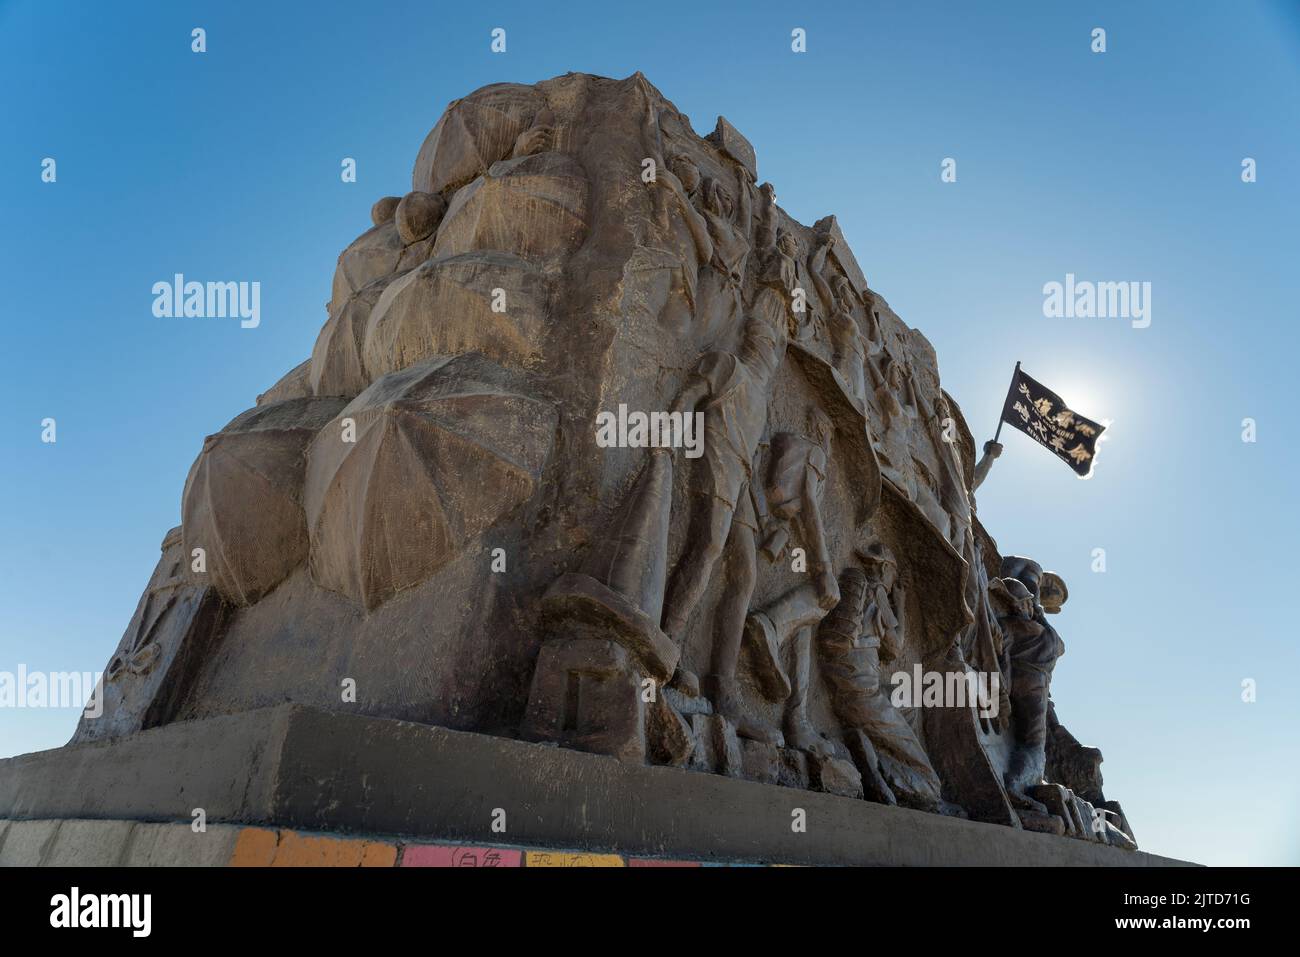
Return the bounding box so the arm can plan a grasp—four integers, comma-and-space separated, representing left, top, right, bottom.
635, 83, 715, 334
759, 410, 838, 598
659, 187, 797, 694
693, 172, 754, 343
743, 578, 837, 757
923, 391, 974, 547
990, 559, 1066, 806
659, 323, 785, 694
749, 185, 809, 341
972, 440, 1002, 491
646, 153, 715, 330
703, 409, 839, 745
817, 547, 954, 812
646, 155, 754, 342
866, 353, 951, 538
867, 352, 918, 495
959, 537, 1011, 732
824, 274, 870, 406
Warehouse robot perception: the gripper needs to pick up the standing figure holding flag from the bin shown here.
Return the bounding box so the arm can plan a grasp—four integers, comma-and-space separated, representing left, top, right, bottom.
975, 362, 1107, 487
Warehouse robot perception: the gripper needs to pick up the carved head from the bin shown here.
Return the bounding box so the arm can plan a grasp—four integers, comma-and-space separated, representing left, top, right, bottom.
1038, 571, 1069, 614
879, 353, 907, 389
1000, 555, 1044, 601
702, 178, 732, 216
776, 229, 798, 257
832, 274, 855, 309
395, 191, 448, 245
856, 542, 897, 589
668, 154, 701, 193
988, 576, 1035, 619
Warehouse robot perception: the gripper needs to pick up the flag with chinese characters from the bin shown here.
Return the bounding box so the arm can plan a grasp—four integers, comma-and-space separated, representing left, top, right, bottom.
999, 367, 1106, 477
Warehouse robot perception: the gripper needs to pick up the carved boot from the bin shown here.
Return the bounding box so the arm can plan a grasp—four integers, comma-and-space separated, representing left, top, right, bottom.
702, 674, 783, 746
783, 714, 835, 759
743, 611, 791, 702
1005, 746, 1050, 815
668, 665, 700, 698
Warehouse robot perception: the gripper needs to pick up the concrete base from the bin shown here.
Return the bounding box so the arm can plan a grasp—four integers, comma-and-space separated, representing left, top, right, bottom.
0, 706, 1193, 866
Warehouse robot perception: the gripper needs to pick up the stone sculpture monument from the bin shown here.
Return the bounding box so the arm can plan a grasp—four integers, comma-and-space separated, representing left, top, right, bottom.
0, 72, 1142, 863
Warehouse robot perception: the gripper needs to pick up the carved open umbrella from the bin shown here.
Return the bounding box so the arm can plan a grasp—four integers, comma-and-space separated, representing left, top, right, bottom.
181, 396, 346, 606
304, 353, 556, 610
310, 278, 391, 398
432, 151, 589, 263
362, 250, 550, 379
412, 83, 545, 194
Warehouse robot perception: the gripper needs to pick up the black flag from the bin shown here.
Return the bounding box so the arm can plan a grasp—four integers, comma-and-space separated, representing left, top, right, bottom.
998, 365, 1106, 477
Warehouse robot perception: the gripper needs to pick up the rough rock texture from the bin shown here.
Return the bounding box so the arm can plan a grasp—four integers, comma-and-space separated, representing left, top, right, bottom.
68, 72, 1133, 849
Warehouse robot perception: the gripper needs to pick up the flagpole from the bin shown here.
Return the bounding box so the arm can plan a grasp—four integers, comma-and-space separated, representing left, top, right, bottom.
992, 360, 1020, 443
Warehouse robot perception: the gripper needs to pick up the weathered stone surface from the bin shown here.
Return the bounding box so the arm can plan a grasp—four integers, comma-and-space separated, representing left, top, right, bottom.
123, 822, 244, 867
647, 691, 694, 767
395, 190, 446, 244
304, 354, 555, 609
328, 221, 436, 316
777, 748, 810, 790
69, 525, 225, 746
0, 819, 61, 866
843, 728, 898, 806
741, 739, 782, 785
310, 278, 390, 398
2, 709, 1192, 866
433, 152, 589, 264
257, 358, 313, 406
371, 195, 400, 226
182, 397, 346, 606
810, 755, 865, 799
705, 115, 757, 181
362, 251, 550, 376
519, 637, 646, 763
330, 221, 404, 310
412, 83, 546, 194
541, 572, 679, 681
813, 214, 869, 296
42, 818, 137, 866
1019, 811, 1067, 836
689, 714, 743, 777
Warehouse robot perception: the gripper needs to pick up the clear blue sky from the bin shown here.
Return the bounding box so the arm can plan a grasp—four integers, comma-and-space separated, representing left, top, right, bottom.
2, 0, 1296, 866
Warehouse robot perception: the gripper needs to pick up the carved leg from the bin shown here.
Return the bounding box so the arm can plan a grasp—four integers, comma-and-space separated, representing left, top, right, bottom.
744, 610, 791, 701
795, 498, 838, 611
661, 496, 736, 697
701, 520, 781, 743
858, 692, 945, 809
782, 626, 834, 759
702, 674, 782, 745
1006, 673, 1051, 800
709, 519, 756, 680
661, 496, 734, 642
762, 582, 828, 640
